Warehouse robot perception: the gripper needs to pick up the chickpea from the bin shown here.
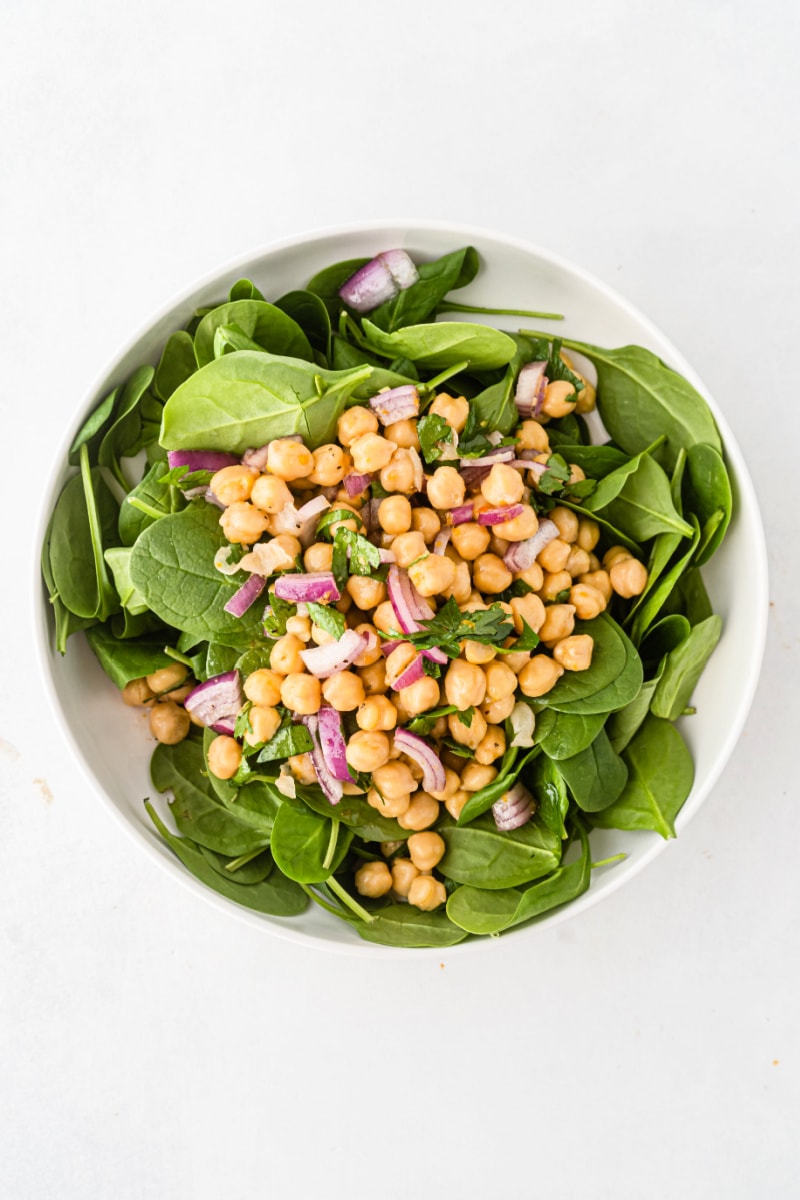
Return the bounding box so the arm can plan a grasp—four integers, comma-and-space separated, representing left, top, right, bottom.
539, 603, 576, 645
494, 506, 539, 542
346, 730, 392, 774
423, 466, 463, 510
303, 541, 334, 573
501, 648, 532, 675
149, 701, 190, 745
322, 671, 365, 712
511, 567, 543, 597
356, 695, 398, 732
146, 662, 188, 695
367, 788, 411, 818
517, 419, 550, 453
537, 537, 572, 574
352, 624, 382, 667
270, 633, 306, 675
344, 575, 386, 612
603, 545, 631, 570
354, 861, 393, 898
445, 658, 487, 709
577, 518, 601, 552
483, 660, 517, 701
587, 556, 601, 576
408, 553, 456, 598
480, 694, 516, 724
251, 474, 292, 515
390, 531, 428, 569
384, 418, 420, 449
481, 463, 525, 508
310, 624, 335, 648
510, 592, 546, 635
540, 570, 574, 602
410, 507, 441, 543
565, 545, 592, 577
398, 792, 440, 831
266, 438, 314, 481
384, 643, 417, 689
209, 464, 259, 506
574, 376, 597, 414
518, 654, 565, 698
358, 658, 388, 695
288, 752, 317, 785
407, 831, 445, 873
541, 380, 577, 419
269, 533, 302, 565
472, 553, 512, 595
396, 676, 440, 717
243, 668, 283, 707
441, 560, 473, 606
579, 569, 613, 604
451, 522, 489, 561
553, 634, 594, 672
207, 734, 243, 779
309, 444, 349, 487
285, 615, 312, 642
325, 502, 363, 539
243, 705, 282, 747
337, 406, 379, 447
610, 557, 648, 599
463, 639, 496, 665
461, 762, 498, 792
219, 502, 269, 545
475, 725, 506, 765
349, 432, 394, 474
448, 708, 488, 749
380, 447, 418, 494
408, 874, 447, 910
445, 789, 470, 821
367, 603, 394, 637
122, 677, 154, 706
391, 857, 420, 898
429, 392, 470, 432
545, 505, 577, 543
569, 583, 607, 620
378, 495, 412, 536
280, 673, 321, 715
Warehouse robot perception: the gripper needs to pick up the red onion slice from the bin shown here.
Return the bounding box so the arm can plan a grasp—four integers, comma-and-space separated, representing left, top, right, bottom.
477, 504, 525, 527
387, 565, 434, 631
514, 362, 548, 417
344, 472, 372, 498
459, 448, 515, 468
433, 528, 452, 555
460, 465, 492, 491
273, 572, 341, 604
392, 653, 425, 691
300, 629, 368, 677
502, 518, 560, 571
509, 459, 547, 475
205, 489, 225, 510
302, 714, 342, 806
394, 729, 446, 793
370, 385, 420, 426
317, 706, 354, 782
448, 504, 474, 526
167, 450, 239, 472
223, 573, 266, 617
184, 671, 243, 734
338, 250, 419, 314
492, 783, 533, 831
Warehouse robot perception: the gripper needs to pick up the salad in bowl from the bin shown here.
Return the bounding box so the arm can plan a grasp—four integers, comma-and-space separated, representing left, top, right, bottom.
40, 238, 736, 948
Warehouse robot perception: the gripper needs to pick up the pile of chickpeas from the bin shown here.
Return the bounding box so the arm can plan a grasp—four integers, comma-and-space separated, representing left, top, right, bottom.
123, 374, 649, 912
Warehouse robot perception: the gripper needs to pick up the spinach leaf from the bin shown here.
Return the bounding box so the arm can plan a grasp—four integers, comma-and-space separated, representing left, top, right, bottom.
663, 567, 713, 627
605, 673, 663, 755
48, 463, 120, 621
629, 517, 701, 644
98, 365, 160, 488
534, 709, 607, 760
84, 625, 174, 688
256, 723, 314, 763
417, 413, 455, 464
103, 547, 150, 614
650, 615, 722, 720
118, 460, 186, 546
544, 614, 642, 715
446, 822, 591, 934
144, 802, 307, 916
68, 388, 117, 466
355, 906, 467, 948
584, 452, 693, 540
129, 503, 265, 649
305, 602, 346, 640
154, 331, 198, 401
275, 289, 332, 359
438, 813, 561, 889
270, 803, 352, 884
529, 754, 569, 839
550, 443, 628, 479
160, 351, 371, 453
330, 335, 417, 397
298, 784, 410, 843
194, 299, 312, 367
591, 715, 694, 838
556, 729, 629, 813
368, 246, 480, 332
683, 443, 732, 566
306, 257, 371, 318
468, 334, 534, 436
361, 319, 517, 372
198, 845, 274, 885
229, 279, 265, 302
456, 746, 540, 826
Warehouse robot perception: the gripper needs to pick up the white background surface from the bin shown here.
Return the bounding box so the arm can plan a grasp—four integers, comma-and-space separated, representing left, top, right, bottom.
1, 2, 797, 1197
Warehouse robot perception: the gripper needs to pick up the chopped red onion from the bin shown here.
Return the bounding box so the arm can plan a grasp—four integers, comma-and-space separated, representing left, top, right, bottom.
223, 573, 266, 617
241, 445, 269, 470
459, 448, 515, 468
460, 464, 492, 491
386, 566, 448, 665
300, 628, 368, 677
433, 528, 452, 555
477, 504, 525, 526
317, 706, 354, 782
408, 446, 424, 493
381, 639, 402, 657
448, 504, 474, 526
509, 702, 536, 748
514, 362, 548, 417
184, 671, 243, 734
205, 489, 225, 510
167, 450, 239, 472
392, 653, 425, 691
370, 386, 420, 426
492, 783, 533, 831
509, 458, 547, 475
273, 572, 340, 604
502, 518, 560, 571
394, 729, 446, 793
378, 548, 397, 564
344, 472, 372, 498
338, 250, 419, 314
302, 714, 342, 806
270, 495, 330, 545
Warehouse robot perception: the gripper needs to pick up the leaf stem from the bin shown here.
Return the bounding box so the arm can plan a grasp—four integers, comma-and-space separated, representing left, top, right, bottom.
591, 852, 627, 869
322, 819, 340, 871
440, 301, 564, 321
299, 883, 353, 920
164, 646, 195, 668
127, 496, 167, 521
225, 847, 266, 873
419, 360, 470, 395
325, 876, 376, 924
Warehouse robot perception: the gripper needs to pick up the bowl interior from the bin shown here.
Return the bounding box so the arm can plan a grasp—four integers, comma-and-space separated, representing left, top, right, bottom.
35, 221, 768, 955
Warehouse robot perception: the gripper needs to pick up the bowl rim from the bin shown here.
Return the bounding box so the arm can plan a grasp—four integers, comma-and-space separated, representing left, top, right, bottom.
33, 217, 769, 957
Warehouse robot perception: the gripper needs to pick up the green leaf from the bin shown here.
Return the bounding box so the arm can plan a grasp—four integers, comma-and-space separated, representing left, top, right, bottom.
469, 334, 534, 436
47, 465, 121, 621
275, 289, 332, 359
68, 388, 118, 466
362, 319, 517, 371
98, 365, 159, 488
305, 601, 346, 640
85, 625, 174, 689
154, 331, 198, 401
650, 615, 722, 720
544, 614, 643, 715
534, 710, 606, 760
683, 443, 732, 566
417, 413, 455, 464
584, 452, 693, 540
306, 257, 371, 319
270, 803, 352, 883
556, 729, 629, 813
354, 906, 467, 948
193, 299, 312, 367
256, 723, 314, 763
438, 813, 561, 889
118, 460, 187, 546
591, 715, 694, 839
368, 246, 480, 332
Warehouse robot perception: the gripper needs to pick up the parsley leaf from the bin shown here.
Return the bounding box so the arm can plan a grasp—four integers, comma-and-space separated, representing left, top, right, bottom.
395, 596, 515, 658
538, 453, 572, 496
263, 590, 296, 638
457, 433, 517, 459
334, 526, 382, 576
234, 703, 253, 740
508, 618, 540, 651
417, 413, 454, 464
404, 704, 460, 736
158, 465, 214, 491
306, 602, 346, 639
256, 723, 313, 763
316, 507, 364, 540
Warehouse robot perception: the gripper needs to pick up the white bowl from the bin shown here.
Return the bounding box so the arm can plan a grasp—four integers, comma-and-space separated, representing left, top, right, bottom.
34, 220, 768, 956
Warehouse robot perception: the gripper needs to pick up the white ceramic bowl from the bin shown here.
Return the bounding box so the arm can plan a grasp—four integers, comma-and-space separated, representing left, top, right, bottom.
34, 220, 768, 955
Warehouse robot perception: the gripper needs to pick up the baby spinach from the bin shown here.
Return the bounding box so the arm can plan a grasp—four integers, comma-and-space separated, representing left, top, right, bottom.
306, 256, 371, 318
530, 754, 569, 840
154, 331, 198, 401
544, 614, 642, 715
118, 460, 186, 546
275, 290, 331, 359
591, 715, 694, 838
355, 906, 467, 948
98, 365, 160, 488
584, 452, 693, 541
48, 461, 121, 622
103, 547, 150, 614
85, 625, 174, 688
629, 517, 701, 645
297, 784, 410, 843
270, 803, 352, 884
606, 673, 663, 755
256, 723, 314, 763
556, 729, 629, 813
68, 387, 118, 466
193, 299, 312, 367
361, 319, 517, 372
469, 334, 534, 436
368, 246, 480, 332
650, 615, 722, 720
683, 443, 732, 566
439, 814, 561, 889
160, 351, 371, 453
533, 709, 607, 760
